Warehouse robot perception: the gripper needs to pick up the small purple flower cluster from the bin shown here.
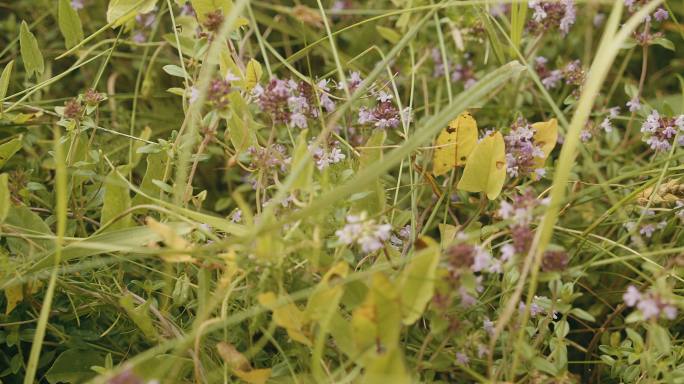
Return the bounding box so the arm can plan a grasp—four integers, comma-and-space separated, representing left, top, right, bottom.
640, 110, 684, 152
253, 78, 336, 129
528, 0, 576, 36
335, 212, 392, 253
358, 91, 410, 130
245, 144, 290, 189
132, 10, 157, 44
600, 106, 621, 133
70, 0, 85, 10
623, 285, 677, 320
308, 139, 346, 170
519, 296, 559, 319
430, 49, 478, 88
446, 242, 500, 275
534, 57, 585, 96
503, 118, 547, 178
499, 190, 548, 258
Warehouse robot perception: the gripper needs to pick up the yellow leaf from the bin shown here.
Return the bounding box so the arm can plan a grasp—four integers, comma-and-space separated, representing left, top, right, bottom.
457, 131, 506, 200
244, 59, 262, 90
4, 284, 22, 315
233, 369, 272, 384
145, 217, 195, 263
432, 111, 478, 176
258, 292, 311, 345
216, 342, 272, 384
531, 118, 558, 179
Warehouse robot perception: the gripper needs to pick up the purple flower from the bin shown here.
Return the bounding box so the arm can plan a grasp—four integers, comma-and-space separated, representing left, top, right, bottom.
637, 298, 660, 319
71, 0, 85, 10
653, 8, 669, 22
459, 287, 477, 307
623, 285, 641, 306
456, 352, 470, 365
641, 110, 684, 152
626, 97, 641, 112
335, 212, 391, 253
504, 118, 548, 177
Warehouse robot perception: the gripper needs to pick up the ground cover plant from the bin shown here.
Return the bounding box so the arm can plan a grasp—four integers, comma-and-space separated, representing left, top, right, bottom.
0, 0, 683, 382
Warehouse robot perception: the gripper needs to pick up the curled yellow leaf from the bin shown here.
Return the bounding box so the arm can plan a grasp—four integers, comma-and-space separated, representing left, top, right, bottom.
531, 118, 558, 179
432, 111, 478, 176
457, 131, 507, 200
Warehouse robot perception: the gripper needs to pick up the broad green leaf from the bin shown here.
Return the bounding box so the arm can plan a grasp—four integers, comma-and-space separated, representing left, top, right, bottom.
376, 26, 401, 44
58, 0, 84, 49
19, 21, 44, 78
457, 131, 506, 200
399, 236, 440, 325
119, 293, 158, 341
225, 92, 257, 154
244, 59, 262, 90
0, 173, 8, 223
4, 283, 22, 315
353, 130, 386, 215
290, 129, 313, 190
192, 0, 247, 28
107, 0, 157, 27
649, 323, 671, 355
5, 205, 54, 257
25, 222, 193, 274
162, 64, 187, 78
45, 349, 103, 384
133, 151, 165, 205
0, 60, 13, 102
100, 168, 132, 231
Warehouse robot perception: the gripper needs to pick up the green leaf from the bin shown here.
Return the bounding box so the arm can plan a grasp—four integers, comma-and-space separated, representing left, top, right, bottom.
0, 174, 8, 223
45, 349, 103, 384
133, 151, 165, 206
119, 294, 159, 341
191, 0, 233, 24
162, 64, 187, 78
532, 356, 558, 376
569, 307, 596, 322
0, 60, 13, 102
107, 0, 158, 27
399, 236, 440, 325
0, 136, 23, 169
19, 21, 44, 78
58, 0, 84, 49
376, 26, 401, 44
652, 37, 675, 51
4, 205, 53, 257
290, 130, 314, 190
648, 324, 671, 355
353, 130, 386, 215
225, 92, 257, 154
100, 168, 132, 231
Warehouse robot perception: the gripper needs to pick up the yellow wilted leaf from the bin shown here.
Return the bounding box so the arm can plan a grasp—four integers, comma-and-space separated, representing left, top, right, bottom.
432, 111, 478, 176
258, 292, 311, 345
531, 118, 558, 179
217, 342, 272, 384
145, 217, 195, 263
244, 59, 262, 90
4, 284, 22, 315
305, 261, 349, 321
457, 131, 506, 200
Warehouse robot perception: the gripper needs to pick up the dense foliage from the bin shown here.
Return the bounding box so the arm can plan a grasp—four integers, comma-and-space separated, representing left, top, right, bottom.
0, 0, 683, 383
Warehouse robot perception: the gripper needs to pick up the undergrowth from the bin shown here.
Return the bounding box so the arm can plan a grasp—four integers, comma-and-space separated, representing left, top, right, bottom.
0, 0, 683, 383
